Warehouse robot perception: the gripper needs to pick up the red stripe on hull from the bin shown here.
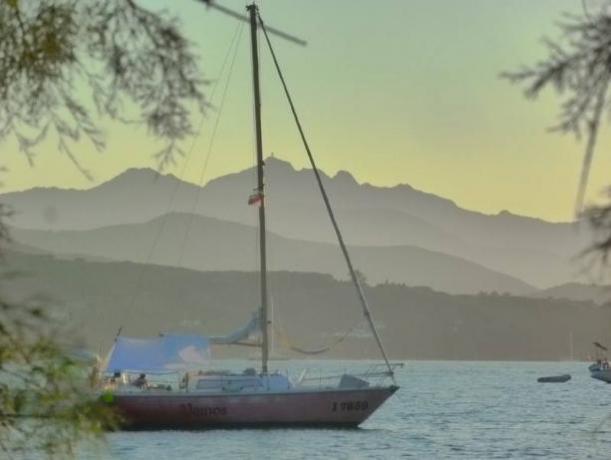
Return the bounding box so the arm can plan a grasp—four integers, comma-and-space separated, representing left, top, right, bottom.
112, 386, 398, 430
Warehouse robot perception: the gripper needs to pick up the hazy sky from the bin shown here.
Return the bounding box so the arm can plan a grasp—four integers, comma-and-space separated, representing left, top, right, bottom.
3, 0, 607, 222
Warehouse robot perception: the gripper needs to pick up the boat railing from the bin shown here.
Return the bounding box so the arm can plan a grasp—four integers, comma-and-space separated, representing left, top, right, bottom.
297, 362, 403, 389
101, 362, 404, 393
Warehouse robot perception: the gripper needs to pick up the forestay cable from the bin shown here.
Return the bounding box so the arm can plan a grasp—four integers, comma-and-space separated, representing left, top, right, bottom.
257, 13, 395, 379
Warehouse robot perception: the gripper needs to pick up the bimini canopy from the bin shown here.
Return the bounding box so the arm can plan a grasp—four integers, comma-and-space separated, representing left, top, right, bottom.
105, 335, 210, 374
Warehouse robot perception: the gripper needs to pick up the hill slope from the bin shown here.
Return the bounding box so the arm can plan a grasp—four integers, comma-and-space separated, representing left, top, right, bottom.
10, 213, 534, 295
2, 249, 607, 361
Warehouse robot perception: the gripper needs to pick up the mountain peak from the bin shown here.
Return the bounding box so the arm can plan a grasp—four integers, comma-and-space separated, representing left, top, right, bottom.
100, 167, 184, 190
265, 155, 295, 171
333, 169, 357, 185
117, 167, 158, 178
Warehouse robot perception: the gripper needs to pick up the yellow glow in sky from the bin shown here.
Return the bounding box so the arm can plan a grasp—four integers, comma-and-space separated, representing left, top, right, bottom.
1, 0, 607, 223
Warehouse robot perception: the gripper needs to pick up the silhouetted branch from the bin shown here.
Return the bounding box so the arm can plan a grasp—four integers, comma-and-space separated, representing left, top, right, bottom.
582, 191, 611, 266
503, 12, 611, 215
0, 0, 209, 174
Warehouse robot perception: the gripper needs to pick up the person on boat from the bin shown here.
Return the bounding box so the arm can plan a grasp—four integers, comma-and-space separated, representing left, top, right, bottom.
179, 373, 189, 390
110, 371, 122, 384
133, 373, 148, 388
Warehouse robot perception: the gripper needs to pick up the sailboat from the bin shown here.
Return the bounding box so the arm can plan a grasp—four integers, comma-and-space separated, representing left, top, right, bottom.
101, 3, 399, 429
589, 341, 611, 383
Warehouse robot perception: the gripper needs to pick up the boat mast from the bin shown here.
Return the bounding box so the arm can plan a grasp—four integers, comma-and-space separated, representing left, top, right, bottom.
247, 3, 270, 375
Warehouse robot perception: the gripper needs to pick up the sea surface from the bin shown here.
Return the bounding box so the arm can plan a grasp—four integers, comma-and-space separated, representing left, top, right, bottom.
82, 360, 611, 459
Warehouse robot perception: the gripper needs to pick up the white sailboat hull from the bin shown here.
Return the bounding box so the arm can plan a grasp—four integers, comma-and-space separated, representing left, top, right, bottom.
109, 385, 398, 430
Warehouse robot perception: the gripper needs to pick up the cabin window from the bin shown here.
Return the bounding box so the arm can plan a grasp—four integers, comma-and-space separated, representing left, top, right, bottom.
239, 379, 262, 388
195, 379, 223, 390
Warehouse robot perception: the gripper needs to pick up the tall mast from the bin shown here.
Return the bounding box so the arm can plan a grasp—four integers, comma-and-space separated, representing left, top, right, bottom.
247, 3, 270, 375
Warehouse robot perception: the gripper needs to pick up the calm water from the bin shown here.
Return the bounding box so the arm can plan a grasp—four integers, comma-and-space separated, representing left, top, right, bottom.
84, 361, 611, 459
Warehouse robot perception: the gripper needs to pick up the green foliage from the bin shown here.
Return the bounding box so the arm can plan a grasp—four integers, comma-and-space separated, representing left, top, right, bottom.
580, 189, 611, 269
0, 0, 211, 455
503, 13, 611, 136
0, 296, 117, 457
0, 203, 116, 453
0, 0, 208, 175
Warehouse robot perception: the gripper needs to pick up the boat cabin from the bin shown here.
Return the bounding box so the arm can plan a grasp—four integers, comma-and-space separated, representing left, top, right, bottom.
102, 369, 293, 395
184, 370, 292, 393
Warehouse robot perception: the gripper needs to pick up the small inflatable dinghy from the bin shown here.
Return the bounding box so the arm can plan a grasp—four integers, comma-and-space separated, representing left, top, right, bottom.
537, 374, 571, 383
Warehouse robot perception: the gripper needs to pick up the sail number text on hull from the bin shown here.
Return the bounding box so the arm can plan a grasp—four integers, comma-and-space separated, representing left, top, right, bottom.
331, 400, 369, 412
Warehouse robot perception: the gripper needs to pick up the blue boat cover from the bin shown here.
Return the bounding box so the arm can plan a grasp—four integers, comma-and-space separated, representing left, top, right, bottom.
105, 335, 210, 374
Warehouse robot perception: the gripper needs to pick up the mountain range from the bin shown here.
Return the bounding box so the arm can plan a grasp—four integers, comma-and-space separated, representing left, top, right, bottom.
0, 157, 597, 289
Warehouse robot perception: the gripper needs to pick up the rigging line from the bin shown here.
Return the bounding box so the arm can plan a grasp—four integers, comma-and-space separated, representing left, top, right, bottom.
176, 21, 245, 268
257, 13, 395, 380
156, 19, 244, 221
174, 20, 244, 190
123, 22, 244, 320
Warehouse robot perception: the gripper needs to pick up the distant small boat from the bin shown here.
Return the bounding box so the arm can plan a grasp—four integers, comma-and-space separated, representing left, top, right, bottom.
589, 362, 611, 383
537, 374, 571, 383
589, 342, 611, 383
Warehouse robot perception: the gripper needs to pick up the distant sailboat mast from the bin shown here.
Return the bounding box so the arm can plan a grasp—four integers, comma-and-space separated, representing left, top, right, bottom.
247, 3, 270, 375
